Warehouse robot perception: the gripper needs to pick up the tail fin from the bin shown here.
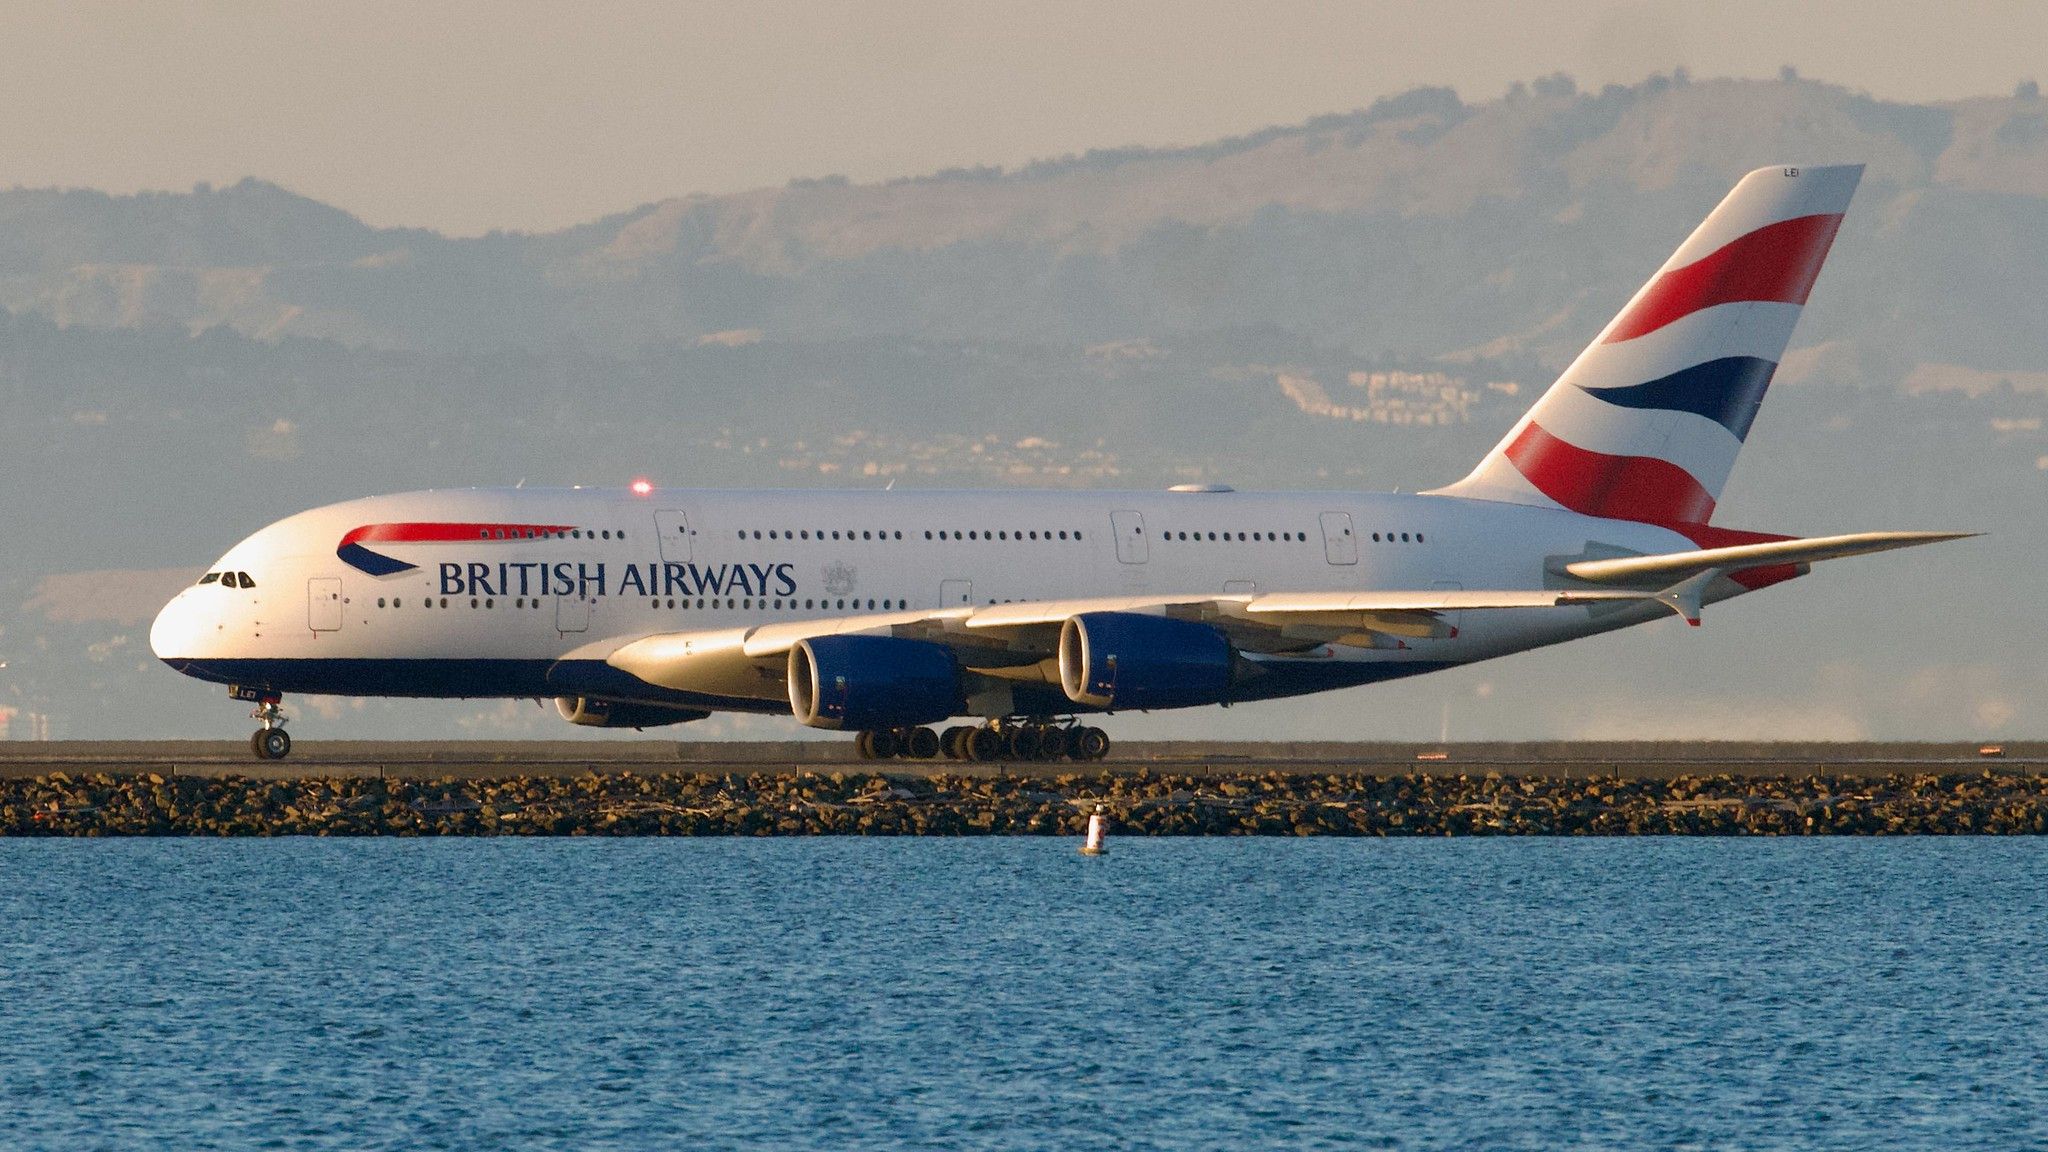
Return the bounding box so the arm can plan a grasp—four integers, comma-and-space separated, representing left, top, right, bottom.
1428, 164, 1862, 524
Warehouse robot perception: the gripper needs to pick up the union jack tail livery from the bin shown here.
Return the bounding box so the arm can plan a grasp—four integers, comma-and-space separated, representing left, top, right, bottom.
1431, 164, 1862, 525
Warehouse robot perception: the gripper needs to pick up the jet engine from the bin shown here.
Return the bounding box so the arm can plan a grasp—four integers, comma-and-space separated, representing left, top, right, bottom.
787, 635, 962, 730
554, 697, 710, 729
1058, 612, 1233, 710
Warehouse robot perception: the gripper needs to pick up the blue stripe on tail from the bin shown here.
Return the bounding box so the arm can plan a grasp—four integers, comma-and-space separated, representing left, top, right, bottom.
1578, 356, 1778, 440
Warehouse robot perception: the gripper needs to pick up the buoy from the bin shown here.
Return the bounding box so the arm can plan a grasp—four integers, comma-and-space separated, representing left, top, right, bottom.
1080, 806, 1107, 856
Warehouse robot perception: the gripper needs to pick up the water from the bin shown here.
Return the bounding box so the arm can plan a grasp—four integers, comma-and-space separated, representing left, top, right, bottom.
1, 839, 2043, 1151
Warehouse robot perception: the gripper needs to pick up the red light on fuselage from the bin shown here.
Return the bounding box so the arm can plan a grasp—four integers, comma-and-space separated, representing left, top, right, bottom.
630, 479, 653, 495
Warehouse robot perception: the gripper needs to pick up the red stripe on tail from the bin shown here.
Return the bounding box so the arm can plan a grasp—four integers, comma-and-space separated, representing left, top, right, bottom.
1604, 213, 1844, 344
1504, 423, 1717, 525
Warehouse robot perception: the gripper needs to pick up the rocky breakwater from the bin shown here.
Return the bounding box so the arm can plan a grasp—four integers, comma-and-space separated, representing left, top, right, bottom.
4, 770, 2048, 836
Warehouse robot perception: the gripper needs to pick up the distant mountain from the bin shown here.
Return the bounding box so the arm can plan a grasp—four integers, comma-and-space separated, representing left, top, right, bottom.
5, 75, 2048, 382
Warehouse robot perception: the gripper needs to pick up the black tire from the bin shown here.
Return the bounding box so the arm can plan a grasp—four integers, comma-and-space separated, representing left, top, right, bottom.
869, 728, 900, 760
965, 728, 1002, 762
1032, 726, 1067, 761
855, 730, 877, 760
904, 727, 941, 760
1076, 727, 1110, 761
941, 726, 970, 759
1005, 726, 1041, 761
249, 731, 267, 760
258, 729, 291, 760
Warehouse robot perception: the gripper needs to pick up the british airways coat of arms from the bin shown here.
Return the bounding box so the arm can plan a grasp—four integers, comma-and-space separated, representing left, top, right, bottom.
822, 562, 858, 596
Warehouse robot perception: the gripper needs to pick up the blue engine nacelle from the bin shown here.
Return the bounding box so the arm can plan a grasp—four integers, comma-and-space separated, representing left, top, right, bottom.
1058, 612, 1234, 710
788, 635, 963, 730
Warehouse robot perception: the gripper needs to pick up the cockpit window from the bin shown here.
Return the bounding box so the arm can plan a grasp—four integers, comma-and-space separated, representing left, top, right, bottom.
235, 572, 256, 589
199, 572, 220, 585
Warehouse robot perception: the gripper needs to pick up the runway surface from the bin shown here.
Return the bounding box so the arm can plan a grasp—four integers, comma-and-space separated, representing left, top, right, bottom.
1, 739, 2038, 779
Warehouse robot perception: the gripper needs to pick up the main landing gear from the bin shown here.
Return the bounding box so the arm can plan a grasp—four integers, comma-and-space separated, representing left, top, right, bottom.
232, 686, 292, 760
853, 721, 1110, 763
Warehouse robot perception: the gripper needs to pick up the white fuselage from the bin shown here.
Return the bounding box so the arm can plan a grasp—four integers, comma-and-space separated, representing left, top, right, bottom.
150, 485, 1737, 721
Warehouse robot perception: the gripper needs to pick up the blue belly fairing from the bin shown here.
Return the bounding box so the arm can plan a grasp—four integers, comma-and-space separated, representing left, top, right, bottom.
160, 653, 1460, 714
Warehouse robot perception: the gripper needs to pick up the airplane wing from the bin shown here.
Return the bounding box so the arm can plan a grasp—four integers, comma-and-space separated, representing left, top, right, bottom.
600, 587, 1656, 701
600, 528, 1977, 700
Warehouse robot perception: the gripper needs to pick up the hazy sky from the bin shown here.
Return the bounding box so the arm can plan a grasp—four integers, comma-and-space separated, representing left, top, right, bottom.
4, 1, 2042, 234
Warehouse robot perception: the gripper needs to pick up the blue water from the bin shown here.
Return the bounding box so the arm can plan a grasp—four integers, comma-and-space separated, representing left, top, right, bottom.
2, 840, 2043, 1151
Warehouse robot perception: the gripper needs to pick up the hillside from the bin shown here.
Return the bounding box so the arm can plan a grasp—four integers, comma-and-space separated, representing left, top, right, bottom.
3, 75, 2047, 382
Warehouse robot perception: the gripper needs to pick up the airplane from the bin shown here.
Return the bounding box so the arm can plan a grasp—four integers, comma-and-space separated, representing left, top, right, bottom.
150, 163, 1968, 761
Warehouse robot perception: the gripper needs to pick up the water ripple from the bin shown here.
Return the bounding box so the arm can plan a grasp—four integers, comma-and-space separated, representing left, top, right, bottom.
1, 839, 2044, 1150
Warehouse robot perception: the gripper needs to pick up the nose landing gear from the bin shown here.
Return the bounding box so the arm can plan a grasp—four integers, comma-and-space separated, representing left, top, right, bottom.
232, 686, 292, 760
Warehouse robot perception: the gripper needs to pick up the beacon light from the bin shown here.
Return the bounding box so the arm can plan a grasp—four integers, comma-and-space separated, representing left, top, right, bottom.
630, 478, 653, 496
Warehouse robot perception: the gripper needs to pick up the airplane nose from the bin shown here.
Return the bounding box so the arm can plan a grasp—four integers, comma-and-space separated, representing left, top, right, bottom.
150, 593, 194, 663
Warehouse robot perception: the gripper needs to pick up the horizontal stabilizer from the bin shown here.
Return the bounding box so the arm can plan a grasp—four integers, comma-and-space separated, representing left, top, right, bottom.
1563, 530, 1975, 586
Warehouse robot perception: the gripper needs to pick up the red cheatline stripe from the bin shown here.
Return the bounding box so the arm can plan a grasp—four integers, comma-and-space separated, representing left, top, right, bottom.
1504, 423, 1717, 525
1604, 213, 1844, 344
339, 523, 577, 547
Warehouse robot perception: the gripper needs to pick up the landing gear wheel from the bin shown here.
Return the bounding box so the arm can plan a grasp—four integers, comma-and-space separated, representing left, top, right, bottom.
868, 728, 901, 760
1033, 726, 1068, 761
965, 727, 1003, 763
941, 726, 971, 759
1006, 726, 1042, 761
239, 689, 290, 760
904, 727, 940, 760
855, 730, 878, 760
1075, 726, 1110, 761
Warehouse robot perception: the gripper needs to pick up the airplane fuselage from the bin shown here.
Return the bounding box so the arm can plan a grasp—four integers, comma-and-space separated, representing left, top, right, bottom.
150, 484, 1730, 718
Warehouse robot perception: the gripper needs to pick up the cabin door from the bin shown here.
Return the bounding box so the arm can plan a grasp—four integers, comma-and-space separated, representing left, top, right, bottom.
1111, 510, 1149, 564
1319, 512, 1359, 565
654, 509, 692, 562
556, 594, 591, 634
308, 578, 343, 632
939, 579, 973, 608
